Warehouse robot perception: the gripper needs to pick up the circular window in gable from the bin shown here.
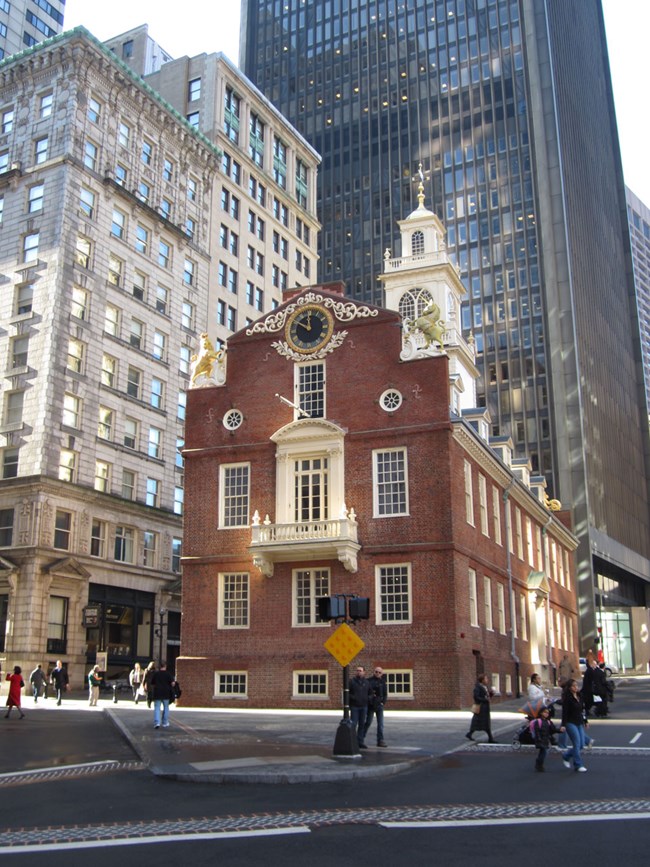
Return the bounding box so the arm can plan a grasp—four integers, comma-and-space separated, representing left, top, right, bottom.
379, 389, 403, 412
223, 409, 243, 430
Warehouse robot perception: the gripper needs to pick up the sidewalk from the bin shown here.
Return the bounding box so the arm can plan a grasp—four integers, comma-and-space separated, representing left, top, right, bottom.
105, 696, 526, 785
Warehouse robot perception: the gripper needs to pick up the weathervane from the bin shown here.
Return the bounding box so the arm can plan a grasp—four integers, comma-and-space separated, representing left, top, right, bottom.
412, 162, 430, 208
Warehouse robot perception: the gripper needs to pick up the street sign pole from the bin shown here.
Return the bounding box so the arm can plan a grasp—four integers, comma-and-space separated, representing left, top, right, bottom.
333, 662, 359, 757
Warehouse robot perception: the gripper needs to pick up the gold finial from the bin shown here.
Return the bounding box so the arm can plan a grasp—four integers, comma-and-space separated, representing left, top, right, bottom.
412, 162, 430, 208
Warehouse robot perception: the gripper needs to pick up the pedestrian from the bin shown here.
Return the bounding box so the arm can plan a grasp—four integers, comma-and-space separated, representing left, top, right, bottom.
129, 662, 143, 703
143, 661, 156, 708
465, 673, 497, 743
527, 673, 550, 710
531, 705, 558, 772
5, 666, 25, 719
363, 665, 388, 747
50, 660, 69, 706
29, 664, 47, 703
591, 663, 608, 717
558, 653, 574, 685
349, 665, 372, 749
150, 661, 175, 729
87, 665, 102, 706
560, 678, 592, 772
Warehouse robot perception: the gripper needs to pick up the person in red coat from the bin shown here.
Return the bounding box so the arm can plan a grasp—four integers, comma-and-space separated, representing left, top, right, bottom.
5, 665, 25, 719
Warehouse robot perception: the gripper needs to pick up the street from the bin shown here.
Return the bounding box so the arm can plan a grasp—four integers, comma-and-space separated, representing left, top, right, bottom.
0, 680, 648, 865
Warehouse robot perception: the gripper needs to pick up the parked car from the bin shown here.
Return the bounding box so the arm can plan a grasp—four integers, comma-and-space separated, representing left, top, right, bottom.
579, 657, 618, 676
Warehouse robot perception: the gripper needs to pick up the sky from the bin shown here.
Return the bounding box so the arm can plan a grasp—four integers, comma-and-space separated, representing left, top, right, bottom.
63, 0, 650, 206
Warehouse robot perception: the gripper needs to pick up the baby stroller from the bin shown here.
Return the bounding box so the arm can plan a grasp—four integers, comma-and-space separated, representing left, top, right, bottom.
511, 698, 558, 750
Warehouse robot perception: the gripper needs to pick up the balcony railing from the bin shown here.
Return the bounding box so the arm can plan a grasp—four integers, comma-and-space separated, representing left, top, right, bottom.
249, 509, 361, 577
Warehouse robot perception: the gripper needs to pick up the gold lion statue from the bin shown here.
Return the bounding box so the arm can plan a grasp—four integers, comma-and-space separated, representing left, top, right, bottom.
190, 333, 223, 385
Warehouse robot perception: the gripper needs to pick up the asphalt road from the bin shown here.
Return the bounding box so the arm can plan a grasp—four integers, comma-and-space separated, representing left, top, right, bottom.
1, 679, 648, 866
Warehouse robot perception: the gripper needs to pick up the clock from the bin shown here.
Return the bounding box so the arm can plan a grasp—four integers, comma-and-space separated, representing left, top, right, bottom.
285, 304, 334, 353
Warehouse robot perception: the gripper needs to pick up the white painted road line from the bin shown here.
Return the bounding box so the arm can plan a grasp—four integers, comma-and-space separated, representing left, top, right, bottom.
0, 827, 311, 855
381, 813, 650, 830
630, 732, 643, 744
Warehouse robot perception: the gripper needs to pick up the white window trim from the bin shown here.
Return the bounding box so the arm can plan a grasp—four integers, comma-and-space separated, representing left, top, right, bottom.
217, 572, 250, 630
469, 567, 479, 627
375, 562, 412, 625
292, 670, 329, 699
484, 575, 493, 631
478, 473, 489, 536
214, 671, 248, 698
218, 462, 250, 529
372, 447, 410, 518
385, 669, 414, 699
292, 568, 330, 627
464, 459, 474, 525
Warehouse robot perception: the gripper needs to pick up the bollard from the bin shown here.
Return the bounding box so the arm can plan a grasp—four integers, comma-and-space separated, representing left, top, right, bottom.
112, 683, 118, 704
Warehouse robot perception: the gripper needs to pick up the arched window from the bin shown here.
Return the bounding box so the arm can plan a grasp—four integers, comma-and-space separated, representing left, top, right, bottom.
412, 230, 424, 255
398, 288, 434, 321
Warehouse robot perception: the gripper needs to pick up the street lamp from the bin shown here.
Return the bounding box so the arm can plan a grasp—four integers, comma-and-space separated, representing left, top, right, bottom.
155, 607, 167, 666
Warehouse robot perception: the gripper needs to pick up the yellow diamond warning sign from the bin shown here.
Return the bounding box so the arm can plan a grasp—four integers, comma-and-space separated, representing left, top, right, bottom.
324, 622, 365, 667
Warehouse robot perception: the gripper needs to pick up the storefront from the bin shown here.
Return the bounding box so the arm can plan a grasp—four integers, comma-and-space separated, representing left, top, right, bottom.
85, 583, 156, 678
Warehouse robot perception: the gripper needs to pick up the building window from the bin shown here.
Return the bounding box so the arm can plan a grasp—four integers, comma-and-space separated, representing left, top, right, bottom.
181, 301, 195, 330
174, 486, 184, 516
177, 391, 186, 421
296, 361, 325, 419
123, 417, 138, 450
273, 135, 287, 189
180, 345, 191, 375
133, 271, 146, 301
385, 671, 413, 698
79, 186, 95, 218
148, 427, 162, 459
515, 508, 524, 559
88, 96, 101, 124
146, 477, 160, 508
293, 456, 328, 522
108, 254, 123, 287
104, 304, 119, 337
58, 449, 76, 483
150, 377, 164, 410
183, 258, 195, 286
62, 393, 80, 428
115, 525, 135, 563
141, 139, 153, 166
115, 163, 127, 186
23, 232, 39, 262
160, 197, 171, 219
0, 508, 14, 545
28, 183, 44, 213
294, 568, 330, 626
373, 448, 408, 516
187, 111, 199, 128
143, 530, 157, 567
90, 519, 106, 558
187, 177, 197, 201
122, 469, 136, 501
497, 583, 506, 634
293, 672, 328, 697
67, 338, 84, 374
377, 564, 411, 623
158, 240, 171, 269
126, 366, 141, 400
47, 596, 68, 655
1, 108, 12, 134
219, 464, 250, 527
2, 450, 18, 480
53, 511, 72, 550
155, 284, 168, 315
15, 282, 33, 316
172, 537, 182, 573
39, 92, 53, 119
4, 390, 24, 427
84, 140, 98, 171
11, 336, 29, 369
296, 158, 308, 208
224, 87, 240, 143
135, 224, 149, 255
75, 236, 92, 269
464, 460, 474, 525
34, 136, 48, 164
484, 576, 493, 631
129, 318, 143, 349
94, 460, 110, 493
249, 112, 265, 167
478, 474, 489, 536
118, 121, 130, 148
492, 485, 502, 545
163, 158, 174, 182
219, 573, 249, 628
520, 593, 528, 640
188, 77, 201, 102
469, 568, 479, 627
97, 406, 114, 440
153, 330, 167, 361
214, 672, 247, 697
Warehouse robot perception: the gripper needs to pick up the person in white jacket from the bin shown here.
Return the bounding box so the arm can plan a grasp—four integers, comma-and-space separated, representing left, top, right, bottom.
527, 673, 550, 709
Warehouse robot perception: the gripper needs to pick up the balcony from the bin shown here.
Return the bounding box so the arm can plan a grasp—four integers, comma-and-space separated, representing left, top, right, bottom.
249, 509, 360, 578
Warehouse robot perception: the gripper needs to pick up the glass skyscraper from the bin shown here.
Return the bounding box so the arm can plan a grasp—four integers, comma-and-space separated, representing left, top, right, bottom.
241, 0, 650, 652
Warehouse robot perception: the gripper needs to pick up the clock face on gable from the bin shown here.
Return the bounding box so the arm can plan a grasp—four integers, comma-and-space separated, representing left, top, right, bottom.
285, 304, 334, 353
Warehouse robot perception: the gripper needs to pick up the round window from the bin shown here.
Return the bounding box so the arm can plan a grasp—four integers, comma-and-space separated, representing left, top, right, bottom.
223, 409, 243, 430
379, 389, 403, 412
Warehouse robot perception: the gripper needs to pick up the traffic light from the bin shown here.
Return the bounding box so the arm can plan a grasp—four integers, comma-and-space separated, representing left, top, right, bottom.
317, 595, 346, 621
348, 597, 370, 620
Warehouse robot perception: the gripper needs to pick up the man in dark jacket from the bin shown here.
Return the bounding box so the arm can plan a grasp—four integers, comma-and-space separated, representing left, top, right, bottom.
50, 660, 69, 706
150, 662, 175, 729
363, 665, 388, 747
349, 665, 372, 748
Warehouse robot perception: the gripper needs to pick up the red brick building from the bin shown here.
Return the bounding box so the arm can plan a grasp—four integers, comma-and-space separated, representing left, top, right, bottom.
177, 195, 579, 709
